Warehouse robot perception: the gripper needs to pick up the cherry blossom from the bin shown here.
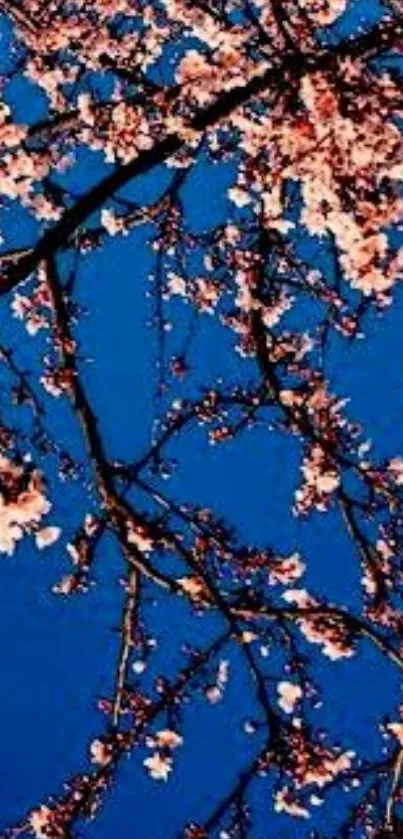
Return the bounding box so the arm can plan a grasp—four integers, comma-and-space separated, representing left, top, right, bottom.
0, 2, 401, 838
0, 455, 51, 555
143, 752, 173, 781
277, 682, 303, 715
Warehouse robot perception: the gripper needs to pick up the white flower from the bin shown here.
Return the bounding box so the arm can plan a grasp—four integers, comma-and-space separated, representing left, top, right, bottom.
0, 457, 50, 555
241, 631, 259, 644
205, 685, 222, 704
90, 738, 113, 766
178, 575, 208, 602
35, 526, 61, 549
228, 186, 251, 208
387, 722, 403, 745
167, 272, 187, 297
388, 457, 403, 485
154, 729, 183, 749
143, 752, 172, 780
52, 574, 77, 596
274, 788, 310, 819
217, 659, 229, 688
282, 588, 311, 607
277, 681, 302, 714
29, 806, 53, 839
127, 524, 153, 554
101, 208, 128, 237
269, 553, 306, 586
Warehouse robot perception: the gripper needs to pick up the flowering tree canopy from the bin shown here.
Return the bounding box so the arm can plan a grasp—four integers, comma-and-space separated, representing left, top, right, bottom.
0, 0, 402, 837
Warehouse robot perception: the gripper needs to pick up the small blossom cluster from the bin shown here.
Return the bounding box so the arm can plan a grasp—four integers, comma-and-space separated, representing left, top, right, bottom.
283, 589, 355, 660
52, 514, 99, 596
29, 771, 109, 838
288, 731, 355, 789
143, 729, 183, 781
178, 575, 211, 607
295, 444, 340, 514
268, 552, 306, 586
11, 268, 53, 336
277, 681, 303, 714
0, 454, 53, 556
205, 659, 230, 705
299, 0, 347, 25
273, 726, 355, 819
